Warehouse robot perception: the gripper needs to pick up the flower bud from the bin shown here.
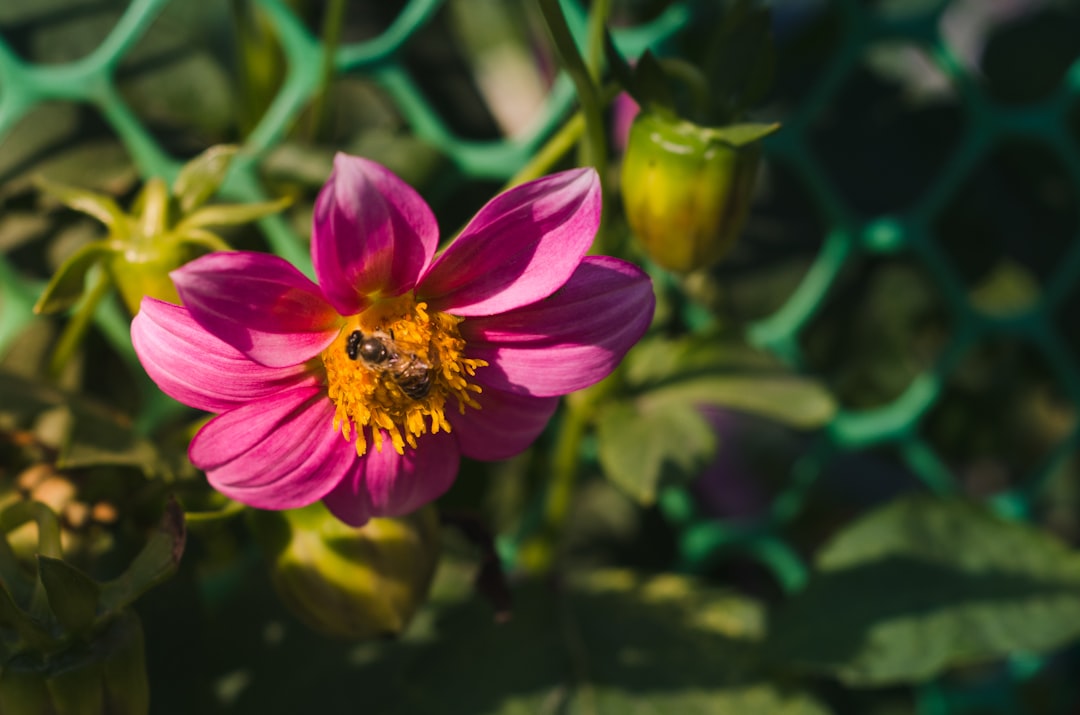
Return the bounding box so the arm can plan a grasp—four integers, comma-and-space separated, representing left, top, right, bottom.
254, 503, 441, 640
621, 112, 776, 273
0, 611, 149, 715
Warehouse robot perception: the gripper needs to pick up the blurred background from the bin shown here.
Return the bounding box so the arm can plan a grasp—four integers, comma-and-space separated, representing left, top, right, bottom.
2, 0, 1080, 713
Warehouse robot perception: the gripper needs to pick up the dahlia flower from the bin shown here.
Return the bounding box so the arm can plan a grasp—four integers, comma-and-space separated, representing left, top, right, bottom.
132, 154, 654, 525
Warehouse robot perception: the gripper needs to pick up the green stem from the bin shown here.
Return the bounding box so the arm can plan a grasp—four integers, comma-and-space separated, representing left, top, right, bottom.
307, 0, 346, 141
501, 83, 621, 191
585, 0, 610, 83
517, 366, 625, 573
537, 0, 607, 178
47, 270, 112, 381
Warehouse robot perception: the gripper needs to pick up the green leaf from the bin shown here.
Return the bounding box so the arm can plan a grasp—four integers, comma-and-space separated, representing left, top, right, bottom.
643, 373, 836, 430
33, 241, 117, 314
0, 581, 54, 653
625, 336, 836, 429
0, 371, 167, 475
37, 556, 100, 633
596, 400, 716, 505
174, 228, 230, 254
766, 496, 1080, 686
171, 144, 239, 215
100, 499, 185, 615
182, 564, 830, 715
173, 196, 291, 233
34, 178, 129, 233
704, 122, 781, 147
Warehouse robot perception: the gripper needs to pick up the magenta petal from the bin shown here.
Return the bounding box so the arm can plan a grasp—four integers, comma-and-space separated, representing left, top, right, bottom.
448, 388, 558, 461
419, 168, 601, 316
172, 251, 340, 369
132, 298, 316, 412
189, 385, 350, 509
312, 154, 439, 315
322, 430, 459, 526
462, 256, 654, 397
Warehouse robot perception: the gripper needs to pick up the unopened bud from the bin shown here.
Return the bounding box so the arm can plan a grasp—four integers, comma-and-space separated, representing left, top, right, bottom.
621, 112, 777, 273
254, 503, 441, 640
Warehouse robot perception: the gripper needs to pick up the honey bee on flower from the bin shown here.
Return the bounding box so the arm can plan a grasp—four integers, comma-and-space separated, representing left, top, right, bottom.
132, 154, 654, 525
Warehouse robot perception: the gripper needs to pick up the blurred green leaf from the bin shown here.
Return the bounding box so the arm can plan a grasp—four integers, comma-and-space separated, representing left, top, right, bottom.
37, 556, 100, 633
767, 495, 1080, 686
33, 242, 118, 315
706, 122, 781, 147
35, 178, 129, 233
100, 499, 185, 616
172, 145, 239, 215
625, 336, 836, 429
643, 374, 836, 430
174, 196, 291, 233
704, 0, 775, 122
175, 563, 828, 715
596, 401, 716, 505
0, 372, 166, 475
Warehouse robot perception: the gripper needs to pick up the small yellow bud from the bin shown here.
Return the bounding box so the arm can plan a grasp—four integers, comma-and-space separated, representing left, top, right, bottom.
255, 503, 441, 640
621, 112, 776, 273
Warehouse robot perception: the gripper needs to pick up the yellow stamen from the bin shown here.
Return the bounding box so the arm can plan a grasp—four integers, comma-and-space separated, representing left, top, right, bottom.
321, 295, 488, 456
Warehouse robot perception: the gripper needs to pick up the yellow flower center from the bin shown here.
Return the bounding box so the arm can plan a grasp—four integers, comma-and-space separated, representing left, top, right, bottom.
321, 295, 487, 456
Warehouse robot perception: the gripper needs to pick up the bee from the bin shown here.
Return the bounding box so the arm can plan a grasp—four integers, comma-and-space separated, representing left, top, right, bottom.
344, 330, 434, 400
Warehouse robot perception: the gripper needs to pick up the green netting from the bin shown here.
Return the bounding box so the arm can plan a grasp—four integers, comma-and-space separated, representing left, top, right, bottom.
1, 1, 1078, 712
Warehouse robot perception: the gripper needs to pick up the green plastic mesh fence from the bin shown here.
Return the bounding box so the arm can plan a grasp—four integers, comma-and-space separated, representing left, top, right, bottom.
1, 1, 1078, 713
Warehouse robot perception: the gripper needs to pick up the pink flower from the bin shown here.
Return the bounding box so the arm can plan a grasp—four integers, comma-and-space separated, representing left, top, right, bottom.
132, 154, 654, 525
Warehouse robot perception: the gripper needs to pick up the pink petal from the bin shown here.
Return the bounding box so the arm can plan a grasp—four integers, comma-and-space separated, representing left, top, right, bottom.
189, 385, 351, 510
462, 256, 654, 397
132, 298, 317, 413
419, 168, 601, 316
312, 154, 439, 315
448, 388, 559, 461
172, 251, 341, 369
322, 430, 459, 526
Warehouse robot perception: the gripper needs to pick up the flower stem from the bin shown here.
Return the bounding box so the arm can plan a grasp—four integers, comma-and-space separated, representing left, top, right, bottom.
537, 0, 607, 179
306, 0, 346, 141
501, 82, 620, 191
517, 367, 625, 573
47, 270, 111, 381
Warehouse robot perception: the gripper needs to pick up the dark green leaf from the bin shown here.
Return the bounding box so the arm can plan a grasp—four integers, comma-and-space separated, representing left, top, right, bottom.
37, 556, 100, 633
596, 400, 716, 505
33, 241, 117, 315
100, 499, 185, 615
633, 50, 676, 111
704, 1, 775, 122
0, 579, 54, 653
172, 145, 239, 215
603, 29, 638, 99
767, 496, 1080, 686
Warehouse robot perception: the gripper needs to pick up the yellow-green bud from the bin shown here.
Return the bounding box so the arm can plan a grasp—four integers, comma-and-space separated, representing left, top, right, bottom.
254, 503, 441, 640
621, 112, 777, 273
0, 611, 149, 715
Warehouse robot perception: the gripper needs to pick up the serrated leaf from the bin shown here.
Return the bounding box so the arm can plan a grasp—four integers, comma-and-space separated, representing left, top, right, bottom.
172, 144, 239, 215
173, 195, 291, 233
33, 241, 118, 314
596, 400, 716, 505
100, 499, 185, 615
643, 373, 836, 430
34, 178, 129, 233
767, 496, 1080, 686
37, 556, 100, 633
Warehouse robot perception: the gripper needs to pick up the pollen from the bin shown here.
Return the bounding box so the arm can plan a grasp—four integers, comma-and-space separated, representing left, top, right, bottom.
321, 294, 488, 456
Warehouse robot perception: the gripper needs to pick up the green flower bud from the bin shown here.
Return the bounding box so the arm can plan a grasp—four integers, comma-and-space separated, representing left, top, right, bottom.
254, 503, 441, 640
0, 611, 149, 715
621, 112, 778, 273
